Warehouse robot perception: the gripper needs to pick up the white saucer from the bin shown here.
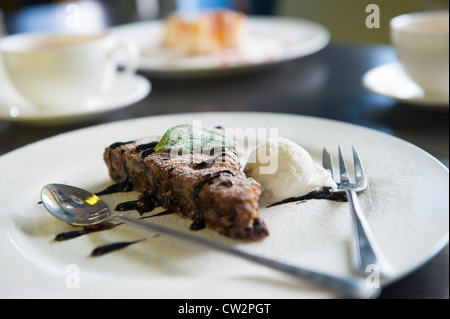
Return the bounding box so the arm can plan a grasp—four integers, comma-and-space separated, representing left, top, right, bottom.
0, 74, 151, 126
363, 62, 449, 108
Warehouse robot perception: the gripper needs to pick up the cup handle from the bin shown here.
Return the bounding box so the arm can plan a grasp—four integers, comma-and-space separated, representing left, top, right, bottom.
100, 38, 140, 96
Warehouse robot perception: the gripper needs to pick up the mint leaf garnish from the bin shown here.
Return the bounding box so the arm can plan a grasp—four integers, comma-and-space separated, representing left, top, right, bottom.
154, 124, 235, 155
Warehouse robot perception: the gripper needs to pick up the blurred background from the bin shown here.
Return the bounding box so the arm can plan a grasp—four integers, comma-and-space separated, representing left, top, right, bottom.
1, 0, 448, 43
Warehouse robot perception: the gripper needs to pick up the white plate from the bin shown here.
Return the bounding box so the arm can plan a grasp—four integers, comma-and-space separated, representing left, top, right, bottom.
110, 17, 330, 77
363, 62, 450, 108
0, 62, 151, 126
0, 112, 448, 298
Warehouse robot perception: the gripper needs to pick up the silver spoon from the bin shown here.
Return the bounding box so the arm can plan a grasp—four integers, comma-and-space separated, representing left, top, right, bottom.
41, 183, 380, 299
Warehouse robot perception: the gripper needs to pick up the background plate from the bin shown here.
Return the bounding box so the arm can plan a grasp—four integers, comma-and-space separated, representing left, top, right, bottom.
110, 17, 330, 78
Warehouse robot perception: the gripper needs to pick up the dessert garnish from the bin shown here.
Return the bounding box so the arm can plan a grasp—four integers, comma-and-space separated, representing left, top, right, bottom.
154, 124, 236, 154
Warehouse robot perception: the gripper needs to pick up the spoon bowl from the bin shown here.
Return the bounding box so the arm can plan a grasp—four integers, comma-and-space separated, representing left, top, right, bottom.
41, 184, 111, 226
40, 183, 381, 299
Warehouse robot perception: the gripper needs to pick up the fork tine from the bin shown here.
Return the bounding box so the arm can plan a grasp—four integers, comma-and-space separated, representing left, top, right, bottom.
352, 146, 367, 187
338, 146, 350, 184
322, 148, 335, 180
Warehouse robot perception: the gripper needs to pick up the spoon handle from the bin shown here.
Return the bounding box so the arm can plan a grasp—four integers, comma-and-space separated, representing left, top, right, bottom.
112, 214, 379, 299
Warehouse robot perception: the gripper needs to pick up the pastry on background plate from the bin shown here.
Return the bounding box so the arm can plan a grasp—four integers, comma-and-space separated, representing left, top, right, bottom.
162, 9, 247, 55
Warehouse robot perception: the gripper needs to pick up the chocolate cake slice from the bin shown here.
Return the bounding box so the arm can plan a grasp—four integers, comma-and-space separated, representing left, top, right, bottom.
103, 136, 269, 240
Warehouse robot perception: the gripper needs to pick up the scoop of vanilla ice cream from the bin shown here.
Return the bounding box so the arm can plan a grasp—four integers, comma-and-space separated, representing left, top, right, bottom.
244, 138, 336, 204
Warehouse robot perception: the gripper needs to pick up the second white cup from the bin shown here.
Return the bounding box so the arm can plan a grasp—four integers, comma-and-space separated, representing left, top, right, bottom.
0, 33, 140, 111
390, 11, 449, 96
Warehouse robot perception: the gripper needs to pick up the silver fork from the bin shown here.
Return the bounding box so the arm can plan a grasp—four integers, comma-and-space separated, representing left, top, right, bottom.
323, 146, 394, 278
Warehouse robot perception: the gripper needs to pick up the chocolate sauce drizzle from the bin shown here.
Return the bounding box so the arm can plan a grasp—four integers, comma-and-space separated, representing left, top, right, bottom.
90, 239, 146, 257
195, 152, 232, 169
141, 207, 175, 220
267, 188, 348, 208
135, 142, 158, 153
136, 141, 159, 158
109, 141, 135, 151
193, 170, 235, 198
95, 175, 134, 196
115, 196, 156, 216
54, 223, 118, 242
108, 141, 135, 164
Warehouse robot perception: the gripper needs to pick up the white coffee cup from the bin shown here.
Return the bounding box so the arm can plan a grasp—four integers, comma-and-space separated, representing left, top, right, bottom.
0, 32, 139, 110
390, 11, 449, 96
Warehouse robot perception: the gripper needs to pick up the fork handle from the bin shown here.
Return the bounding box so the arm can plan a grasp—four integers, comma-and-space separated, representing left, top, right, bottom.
346, 190, 393, 278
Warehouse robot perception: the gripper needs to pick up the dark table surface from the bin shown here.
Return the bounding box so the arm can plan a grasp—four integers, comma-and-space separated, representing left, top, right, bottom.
0, 40, 448, 299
